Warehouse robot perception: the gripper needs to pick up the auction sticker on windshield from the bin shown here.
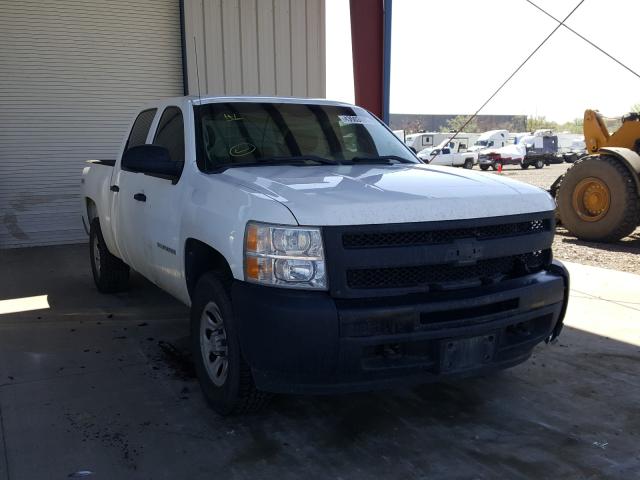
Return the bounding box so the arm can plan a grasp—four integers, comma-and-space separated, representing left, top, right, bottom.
338, 115, 374, 126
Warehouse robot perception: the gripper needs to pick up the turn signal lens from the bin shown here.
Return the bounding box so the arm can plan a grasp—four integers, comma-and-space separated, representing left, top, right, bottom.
245, 224, 259, 252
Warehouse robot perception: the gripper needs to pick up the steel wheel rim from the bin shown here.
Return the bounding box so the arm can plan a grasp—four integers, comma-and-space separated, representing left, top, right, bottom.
92, 234, 101, 276
572, 177, 611, 222
200, 301, 229, 386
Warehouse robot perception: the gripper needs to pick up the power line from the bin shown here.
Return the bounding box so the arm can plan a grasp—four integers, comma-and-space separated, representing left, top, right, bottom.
427, 0, 585, 163
525, 0, 640, 81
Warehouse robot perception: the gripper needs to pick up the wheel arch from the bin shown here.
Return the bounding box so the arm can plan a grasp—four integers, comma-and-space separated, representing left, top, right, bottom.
83, 197, 98, 235
184, 238, 234, 300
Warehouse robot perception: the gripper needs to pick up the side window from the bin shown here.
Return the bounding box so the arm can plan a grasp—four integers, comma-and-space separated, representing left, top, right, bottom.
125, 109, 157, 150
153, 107, 185, 163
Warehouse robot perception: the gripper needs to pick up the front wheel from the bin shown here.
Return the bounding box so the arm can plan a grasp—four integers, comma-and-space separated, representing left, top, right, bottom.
520, 163, 530, 170
89, 218, 129, 293
191, 272, 271, 415
480, 164, 490, 171
535, 159, 544, 169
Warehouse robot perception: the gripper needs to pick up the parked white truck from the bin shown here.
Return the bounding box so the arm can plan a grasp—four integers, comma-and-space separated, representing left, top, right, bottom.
469, 129, 509, 151
81, 96, 569, 415
416, 138, 478, 168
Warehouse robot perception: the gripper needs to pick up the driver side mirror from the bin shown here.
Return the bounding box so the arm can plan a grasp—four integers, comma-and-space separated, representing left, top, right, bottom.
121, 145, 182, 177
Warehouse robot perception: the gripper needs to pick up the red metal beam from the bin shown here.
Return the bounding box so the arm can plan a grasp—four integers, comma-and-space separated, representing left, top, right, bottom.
350, 0, 384, 119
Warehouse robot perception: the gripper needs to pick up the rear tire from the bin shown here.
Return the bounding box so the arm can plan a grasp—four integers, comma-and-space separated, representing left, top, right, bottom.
535, 159, 544, 169
89, 218, 129, 293
463, 159, 473, 169
556, 155, 640, 242
480, 164, 490, 171
491, 162, 500, 171
191, 272, 271, 415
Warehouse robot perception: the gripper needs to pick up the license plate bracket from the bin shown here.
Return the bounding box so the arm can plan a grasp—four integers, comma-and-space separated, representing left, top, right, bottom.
439, 334, 497, 373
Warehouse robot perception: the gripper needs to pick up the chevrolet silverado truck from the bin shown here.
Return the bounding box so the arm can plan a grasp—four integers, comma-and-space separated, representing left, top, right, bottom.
81, 96, 569, 415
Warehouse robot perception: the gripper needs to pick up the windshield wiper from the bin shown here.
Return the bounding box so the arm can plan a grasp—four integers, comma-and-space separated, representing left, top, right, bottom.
255, 155, 340, 165
208, 155, 339, 172
348, 155, 415, 165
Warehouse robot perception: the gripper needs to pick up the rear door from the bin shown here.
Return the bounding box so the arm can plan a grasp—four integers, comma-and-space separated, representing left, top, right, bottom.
112, 108, 157, 277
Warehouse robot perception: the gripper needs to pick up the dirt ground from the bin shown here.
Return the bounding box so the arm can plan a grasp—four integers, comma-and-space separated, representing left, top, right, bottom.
484, 163, 640, 274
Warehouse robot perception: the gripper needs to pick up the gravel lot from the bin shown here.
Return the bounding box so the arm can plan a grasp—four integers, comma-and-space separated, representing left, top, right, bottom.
482, 162, 640, 274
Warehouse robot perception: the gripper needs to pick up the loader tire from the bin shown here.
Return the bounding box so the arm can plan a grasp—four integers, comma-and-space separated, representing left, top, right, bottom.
556, 155, 640, 242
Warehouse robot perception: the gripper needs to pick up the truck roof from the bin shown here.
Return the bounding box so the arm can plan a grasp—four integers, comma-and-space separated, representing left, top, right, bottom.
477, 129, 509, 140
179, 95, 355, 108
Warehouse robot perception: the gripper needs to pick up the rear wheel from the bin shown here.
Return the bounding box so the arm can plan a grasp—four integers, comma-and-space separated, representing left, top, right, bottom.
463, 159, 474, 169
556, 155, 640, 242
491, 161, 501, 171
535, 159, 544, 169
191, 272, 271, 415
480, 164, 490, 171
89, 218, 129, 293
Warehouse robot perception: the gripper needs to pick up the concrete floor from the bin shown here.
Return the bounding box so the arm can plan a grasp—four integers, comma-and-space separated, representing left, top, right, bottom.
0, 245, 638, 480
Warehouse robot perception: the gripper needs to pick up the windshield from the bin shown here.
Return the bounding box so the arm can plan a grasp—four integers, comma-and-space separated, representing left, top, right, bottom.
194, 102, 418, 171
474, 140, 489, 146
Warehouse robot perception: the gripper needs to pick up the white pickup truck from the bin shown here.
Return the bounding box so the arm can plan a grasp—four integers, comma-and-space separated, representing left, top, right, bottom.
417, 139, 478, 169
81, 96, 569, 415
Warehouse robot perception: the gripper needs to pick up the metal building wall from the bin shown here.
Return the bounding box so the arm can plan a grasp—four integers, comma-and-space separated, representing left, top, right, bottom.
0, 0, 183, 248
184, 0, 326, 98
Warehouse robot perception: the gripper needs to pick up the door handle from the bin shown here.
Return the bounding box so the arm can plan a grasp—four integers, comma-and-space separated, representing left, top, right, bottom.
110, 185, 119, 192
133, 193, 146, 202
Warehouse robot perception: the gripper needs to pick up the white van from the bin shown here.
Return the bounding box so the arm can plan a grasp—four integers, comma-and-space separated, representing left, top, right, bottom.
470, 129, 509, 151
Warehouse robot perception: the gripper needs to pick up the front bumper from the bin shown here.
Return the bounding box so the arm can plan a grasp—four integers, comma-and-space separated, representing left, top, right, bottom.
232, 260, 569, 394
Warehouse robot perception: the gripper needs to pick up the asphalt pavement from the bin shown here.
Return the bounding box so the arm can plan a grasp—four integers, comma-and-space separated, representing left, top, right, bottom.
0, 244, 638, 479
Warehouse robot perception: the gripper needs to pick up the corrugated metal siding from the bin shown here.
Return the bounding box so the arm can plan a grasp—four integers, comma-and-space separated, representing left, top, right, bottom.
0, 0, 183, 248
184, 0, 325, 98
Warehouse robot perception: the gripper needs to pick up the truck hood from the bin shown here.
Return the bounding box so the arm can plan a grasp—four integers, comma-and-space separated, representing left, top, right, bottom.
221, 164, 555, 226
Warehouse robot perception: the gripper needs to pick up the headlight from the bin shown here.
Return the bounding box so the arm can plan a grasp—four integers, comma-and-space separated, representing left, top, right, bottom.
244, 222, 327, 289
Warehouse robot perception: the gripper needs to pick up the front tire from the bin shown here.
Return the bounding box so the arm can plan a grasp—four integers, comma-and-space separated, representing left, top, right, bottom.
191, 272, 270, 415
535, 159, 544, 169
520, 163, 529, 170
89, 218, 129, 293
480, 164, 490, 171
556, 155, 640, 242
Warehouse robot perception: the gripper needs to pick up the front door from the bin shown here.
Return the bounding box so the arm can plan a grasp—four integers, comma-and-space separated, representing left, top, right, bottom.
143, 106, 187, 297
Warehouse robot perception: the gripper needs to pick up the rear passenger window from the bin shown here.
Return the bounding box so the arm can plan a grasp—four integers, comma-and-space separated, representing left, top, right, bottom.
153, 107, 185, 163
125, 109, 157, 150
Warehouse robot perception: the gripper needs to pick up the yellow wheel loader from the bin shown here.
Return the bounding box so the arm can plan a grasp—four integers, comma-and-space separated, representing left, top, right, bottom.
551, 109, 640, 242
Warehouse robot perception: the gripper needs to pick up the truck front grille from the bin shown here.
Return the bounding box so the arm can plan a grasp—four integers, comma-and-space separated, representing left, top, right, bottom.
322, 213, 555, 298
342, 219, 550, 249
346, 251, 550, 290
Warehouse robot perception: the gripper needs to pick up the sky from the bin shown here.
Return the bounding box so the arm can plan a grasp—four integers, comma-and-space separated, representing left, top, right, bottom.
325, 0, 640, 123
